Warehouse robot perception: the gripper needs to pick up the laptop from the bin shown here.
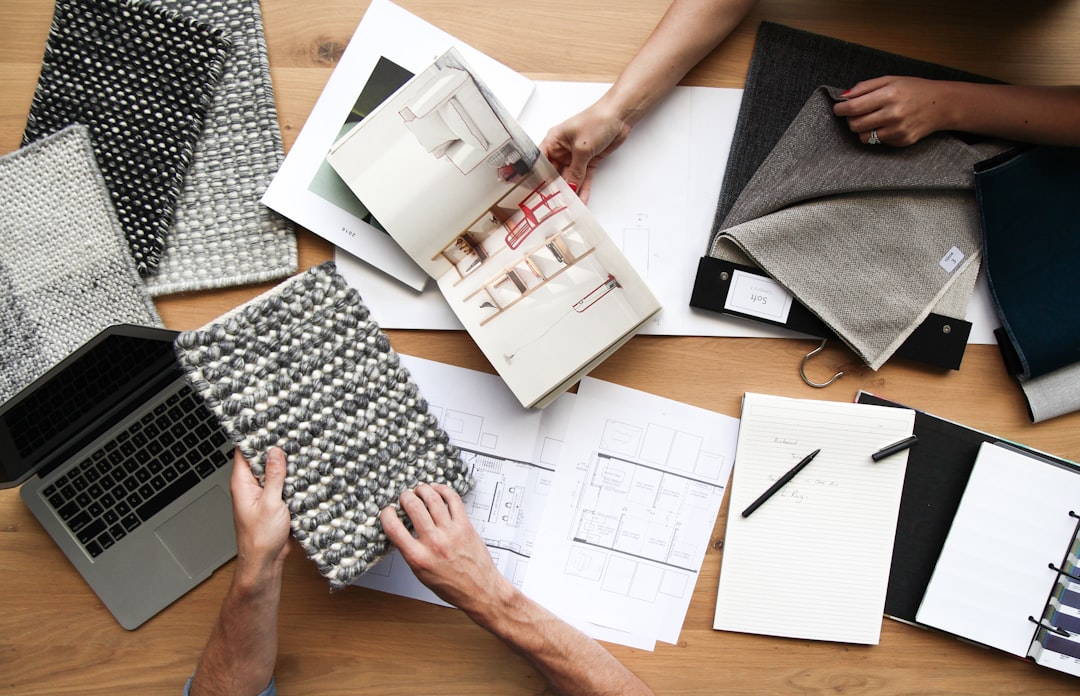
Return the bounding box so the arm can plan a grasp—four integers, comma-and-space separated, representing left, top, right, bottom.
0, 324, 237, 629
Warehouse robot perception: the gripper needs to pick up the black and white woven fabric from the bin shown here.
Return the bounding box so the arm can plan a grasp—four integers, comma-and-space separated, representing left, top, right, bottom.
174, 262, 473, 588
22, 0, 230, 276
0, 126, 163, 405
145, 0, 298, 296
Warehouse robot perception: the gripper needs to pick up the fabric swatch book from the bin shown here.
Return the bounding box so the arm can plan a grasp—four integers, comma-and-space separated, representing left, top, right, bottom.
713, 393, 915, 644
261, 0, 535, 291
916, 441, 1080, 677
325, 49, 661, 409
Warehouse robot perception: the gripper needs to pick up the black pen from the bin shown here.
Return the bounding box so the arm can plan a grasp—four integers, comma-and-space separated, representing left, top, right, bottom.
741, 448, 821, 518
871, 435, 918, 462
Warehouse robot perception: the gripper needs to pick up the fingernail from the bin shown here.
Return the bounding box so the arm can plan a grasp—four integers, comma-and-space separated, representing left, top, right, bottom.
841, 89, 851, 96
568, 182, 578, 193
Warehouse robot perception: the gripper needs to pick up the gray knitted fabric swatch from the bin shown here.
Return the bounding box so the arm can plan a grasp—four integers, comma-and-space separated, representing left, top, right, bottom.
174, 262, 473, 588
710, 87, 1009, 370
145, 0, 298, 296
22, 0, 230, 276
0, 126, 164, 404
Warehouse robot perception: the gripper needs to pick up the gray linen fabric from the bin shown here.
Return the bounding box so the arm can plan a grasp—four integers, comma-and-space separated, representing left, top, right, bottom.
0, 126, 163, 404
1019, 364, 1080, 424
710, 87, 1008, 369
145, 0, 298, 296
711, 22, 1000, 236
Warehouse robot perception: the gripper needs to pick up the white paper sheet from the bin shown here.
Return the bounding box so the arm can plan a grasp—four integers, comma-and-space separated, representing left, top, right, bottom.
351, 356, 658, 648
264, 0, 534, 290
916, 442, 1080, 656
523, 378, 739, 644
353, 354, 563, 602
713, 393, 914, 645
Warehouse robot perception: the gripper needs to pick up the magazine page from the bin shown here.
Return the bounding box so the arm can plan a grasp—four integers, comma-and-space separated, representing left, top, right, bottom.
327, 49, 661, 407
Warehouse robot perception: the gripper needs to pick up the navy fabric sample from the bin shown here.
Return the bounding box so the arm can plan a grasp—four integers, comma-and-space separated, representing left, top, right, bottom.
977, 146, 1080, 380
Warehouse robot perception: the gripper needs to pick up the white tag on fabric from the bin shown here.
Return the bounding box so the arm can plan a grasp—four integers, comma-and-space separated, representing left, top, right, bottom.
724, 270, 794, 323
939, 246, 965, 273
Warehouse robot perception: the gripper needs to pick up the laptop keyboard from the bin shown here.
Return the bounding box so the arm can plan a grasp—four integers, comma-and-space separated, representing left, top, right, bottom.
39, 382, 232, 558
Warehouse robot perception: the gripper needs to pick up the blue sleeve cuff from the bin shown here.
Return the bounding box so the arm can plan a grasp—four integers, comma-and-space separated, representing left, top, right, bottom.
184, 675, 276, 696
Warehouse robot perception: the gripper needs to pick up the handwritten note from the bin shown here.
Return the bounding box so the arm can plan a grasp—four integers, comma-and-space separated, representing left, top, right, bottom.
713, 393, 915, 644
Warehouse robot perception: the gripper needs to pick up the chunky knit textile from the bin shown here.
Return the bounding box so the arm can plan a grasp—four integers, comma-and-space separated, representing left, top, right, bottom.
174, 263, 473, 588
23, 0, 230, 276
0, 126, 163, 404
145, 0, 298, 296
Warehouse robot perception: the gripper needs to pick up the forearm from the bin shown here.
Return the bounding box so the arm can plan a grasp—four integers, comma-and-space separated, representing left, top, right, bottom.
465, 582, 653, 696
934, 82, 1080, 146
189, 563, 284, 696
601, 0, 757, 127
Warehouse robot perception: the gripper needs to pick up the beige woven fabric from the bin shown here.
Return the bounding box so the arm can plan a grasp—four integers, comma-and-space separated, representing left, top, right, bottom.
711, 87, 1008, 369
145, 0, 298, 296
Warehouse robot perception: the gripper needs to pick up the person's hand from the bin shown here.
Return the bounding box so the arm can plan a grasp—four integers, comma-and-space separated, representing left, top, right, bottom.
230, 447, 291, 586
539, 99, 633, 204
379, 483, 509, 614
833, 76, 951, 147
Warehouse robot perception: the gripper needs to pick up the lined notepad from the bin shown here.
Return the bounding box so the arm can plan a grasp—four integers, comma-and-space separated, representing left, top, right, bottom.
714, 393, 915, 644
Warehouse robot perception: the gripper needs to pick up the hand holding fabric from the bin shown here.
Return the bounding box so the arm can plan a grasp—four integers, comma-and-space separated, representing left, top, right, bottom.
380, 482, 507, 612
231, 447, 291, 585
833, 76, 949, 146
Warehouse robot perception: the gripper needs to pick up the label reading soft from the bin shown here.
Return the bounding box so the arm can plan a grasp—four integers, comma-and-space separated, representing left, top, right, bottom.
939, 246, 964, 273
724, 270, 793, 323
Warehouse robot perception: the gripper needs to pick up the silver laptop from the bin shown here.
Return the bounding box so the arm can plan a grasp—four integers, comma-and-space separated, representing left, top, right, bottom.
0, 324, 236, 629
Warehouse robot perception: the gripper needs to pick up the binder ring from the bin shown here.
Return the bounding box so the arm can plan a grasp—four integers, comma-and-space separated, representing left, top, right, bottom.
800, 339, 844, 388
1049, 562, 1080, 583
1029, 615, 1070, 638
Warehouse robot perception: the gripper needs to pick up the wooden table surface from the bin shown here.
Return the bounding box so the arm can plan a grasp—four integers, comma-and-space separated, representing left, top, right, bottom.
3, 0, 1079, 693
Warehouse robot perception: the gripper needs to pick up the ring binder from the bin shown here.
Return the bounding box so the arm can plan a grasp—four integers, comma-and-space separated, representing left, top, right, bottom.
1029, 616, 1071, 638
913, 441, 1080, 677
1049, 562, 1080, 584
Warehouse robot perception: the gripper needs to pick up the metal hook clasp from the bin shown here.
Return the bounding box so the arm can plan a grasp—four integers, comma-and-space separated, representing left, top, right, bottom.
800, 338, 844, 388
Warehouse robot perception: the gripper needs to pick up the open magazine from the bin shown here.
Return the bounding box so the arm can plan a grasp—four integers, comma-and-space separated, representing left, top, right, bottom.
327, 49, 661, 408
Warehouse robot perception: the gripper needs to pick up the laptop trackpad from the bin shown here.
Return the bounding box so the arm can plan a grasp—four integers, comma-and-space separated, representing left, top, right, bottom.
155, 487, 236, 577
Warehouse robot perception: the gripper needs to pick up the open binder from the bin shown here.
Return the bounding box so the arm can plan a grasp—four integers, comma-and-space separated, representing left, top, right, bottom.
915, 441, 1080, 676
859, 393, 1080, 677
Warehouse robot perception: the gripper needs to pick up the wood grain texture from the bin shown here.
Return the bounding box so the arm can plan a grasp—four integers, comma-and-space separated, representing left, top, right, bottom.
2, 0, 1079, 692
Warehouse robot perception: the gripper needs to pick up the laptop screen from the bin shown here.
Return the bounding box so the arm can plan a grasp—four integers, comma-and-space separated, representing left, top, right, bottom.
0, 325, 180, 488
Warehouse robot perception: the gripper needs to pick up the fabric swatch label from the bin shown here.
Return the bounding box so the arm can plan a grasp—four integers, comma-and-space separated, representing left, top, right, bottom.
939, 246, 965, 273
724, 270, 793, 323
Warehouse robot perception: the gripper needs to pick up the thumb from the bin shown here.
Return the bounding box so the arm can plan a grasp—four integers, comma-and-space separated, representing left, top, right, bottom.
561, 151, 593, 195
262, 447, 287, 500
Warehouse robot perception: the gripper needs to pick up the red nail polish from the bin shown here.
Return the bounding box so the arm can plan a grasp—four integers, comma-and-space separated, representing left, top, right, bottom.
841, 89, 851, 96
568, 182, 579, 193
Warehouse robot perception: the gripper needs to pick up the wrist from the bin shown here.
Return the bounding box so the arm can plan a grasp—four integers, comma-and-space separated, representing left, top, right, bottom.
460, 575, 523, 632
597, 80, 650, 131
231, 556, 285, 598
933, 81, 968, 133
